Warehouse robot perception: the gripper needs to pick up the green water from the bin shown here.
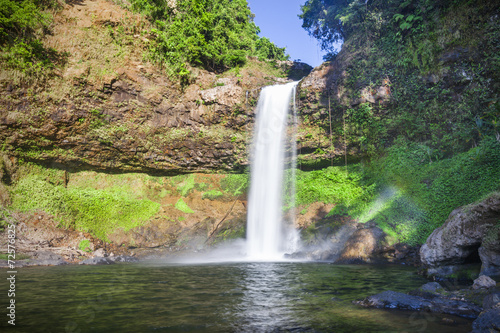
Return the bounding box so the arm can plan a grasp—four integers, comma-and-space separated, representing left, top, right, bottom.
0, 262, 472, 332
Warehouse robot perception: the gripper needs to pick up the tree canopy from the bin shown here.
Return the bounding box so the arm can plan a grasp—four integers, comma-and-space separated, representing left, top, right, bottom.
130, 0, 289, 81
299, 0, 367, 56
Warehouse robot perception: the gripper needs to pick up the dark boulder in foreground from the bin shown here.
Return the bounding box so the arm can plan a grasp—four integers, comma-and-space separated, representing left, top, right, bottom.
472, 292, 500, 333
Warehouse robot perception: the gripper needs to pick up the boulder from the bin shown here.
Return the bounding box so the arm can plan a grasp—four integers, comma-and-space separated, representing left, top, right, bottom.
471, 308, 500, 333
482, 292, 500, 310
337, 223, 387, 263
420, 282, 443, 293
420, 194, 500, 277
93, 248, 107, 257
472, 275, 497, 290
200, 84, 243, 106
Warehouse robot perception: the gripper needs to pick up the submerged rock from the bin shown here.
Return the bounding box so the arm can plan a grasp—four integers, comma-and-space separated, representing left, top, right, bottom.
356, 289, 482, 318
357, 290, 431, 311
420, 282, 444, 293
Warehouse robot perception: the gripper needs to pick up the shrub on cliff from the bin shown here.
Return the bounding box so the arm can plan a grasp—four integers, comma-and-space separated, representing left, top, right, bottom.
0, 0, 66, 82
127, 0, 288, 82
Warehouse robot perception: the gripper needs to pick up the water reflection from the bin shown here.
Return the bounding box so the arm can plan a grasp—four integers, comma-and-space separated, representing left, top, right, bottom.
0, 263, 473, 333
235, 262, 305, 332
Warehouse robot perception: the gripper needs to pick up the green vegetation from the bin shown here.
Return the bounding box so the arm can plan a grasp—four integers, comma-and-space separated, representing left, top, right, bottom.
177, 174, 196, 197
284, 165, 375, 214
127, 0, 288, 83
10, 174, 160, 241
300, 0, 499, 157
220, 173, 249, 196
0, 0, 67, 83
175, 198, 194, 214
202, 190, 223, 200
78, 239, 92, 252
291, 138, 500, 245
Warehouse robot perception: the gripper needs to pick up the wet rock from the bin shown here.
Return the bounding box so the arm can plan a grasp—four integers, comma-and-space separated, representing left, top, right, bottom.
479, 236, 500, 277
473, 275, 497, 290
80, 256, 115, 265
482, 292, 500, 310
110, 255, 139, 263
420, 282, 444, 293
426, 264, 481, 282
27, 251, 68, 266
471, 308, 500, 333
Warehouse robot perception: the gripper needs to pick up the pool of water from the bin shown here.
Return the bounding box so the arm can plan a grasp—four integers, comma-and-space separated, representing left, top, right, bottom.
0, 261, 473, 332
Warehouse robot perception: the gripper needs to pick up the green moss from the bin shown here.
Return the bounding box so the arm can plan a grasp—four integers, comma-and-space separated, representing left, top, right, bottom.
10, 175, 160, 241
177, 174, 195, 197
175, 198, 194, 214
202, 190, 223, 201
220, 173, 249, 196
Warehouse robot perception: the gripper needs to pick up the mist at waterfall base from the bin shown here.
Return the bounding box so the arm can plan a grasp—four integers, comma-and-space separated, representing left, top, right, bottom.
167, 82, 301, 264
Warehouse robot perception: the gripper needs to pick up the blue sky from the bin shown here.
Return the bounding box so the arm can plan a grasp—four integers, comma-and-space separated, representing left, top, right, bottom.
246, 0, 327, 68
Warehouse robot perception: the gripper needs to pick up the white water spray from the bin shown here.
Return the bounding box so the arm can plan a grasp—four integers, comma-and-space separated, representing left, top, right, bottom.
246, 82, 299, 260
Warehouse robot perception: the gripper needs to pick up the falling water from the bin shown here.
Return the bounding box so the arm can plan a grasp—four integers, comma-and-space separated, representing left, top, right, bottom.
246, 81, 298, 260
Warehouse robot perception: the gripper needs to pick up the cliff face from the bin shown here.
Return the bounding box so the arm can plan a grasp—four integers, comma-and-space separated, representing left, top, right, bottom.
0, 0, 311, 175
297, 0, 499, 162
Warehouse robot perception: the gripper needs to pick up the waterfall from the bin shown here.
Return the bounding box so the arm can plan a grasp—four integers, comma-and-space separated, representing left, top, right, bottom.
246, 81, 299, 260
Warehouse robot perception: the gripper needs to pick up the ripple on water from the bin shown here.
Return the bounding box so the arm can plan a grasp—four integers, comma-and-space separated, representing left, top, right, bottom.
0, 262, 474, 333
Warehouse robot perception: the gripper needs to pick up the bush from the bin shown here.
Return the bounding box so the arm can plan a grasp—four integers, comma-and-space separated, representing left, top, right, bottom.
365, 136, 500, 244
78, 239, 92, 252
128, 0, 288, 81
0, 0, 67, 81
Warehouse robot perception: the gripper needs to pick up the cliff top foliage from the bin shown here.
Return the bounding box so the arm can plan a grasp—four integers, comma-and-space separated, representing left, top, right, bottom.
299, 0, 499, 158
0, 0, 289, 85
127, 0, 289, 83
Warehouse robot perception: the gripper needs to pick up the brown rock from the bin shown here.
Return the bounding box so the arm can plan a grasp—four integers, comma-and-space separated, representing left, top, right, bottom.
337, 224, 386, 263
